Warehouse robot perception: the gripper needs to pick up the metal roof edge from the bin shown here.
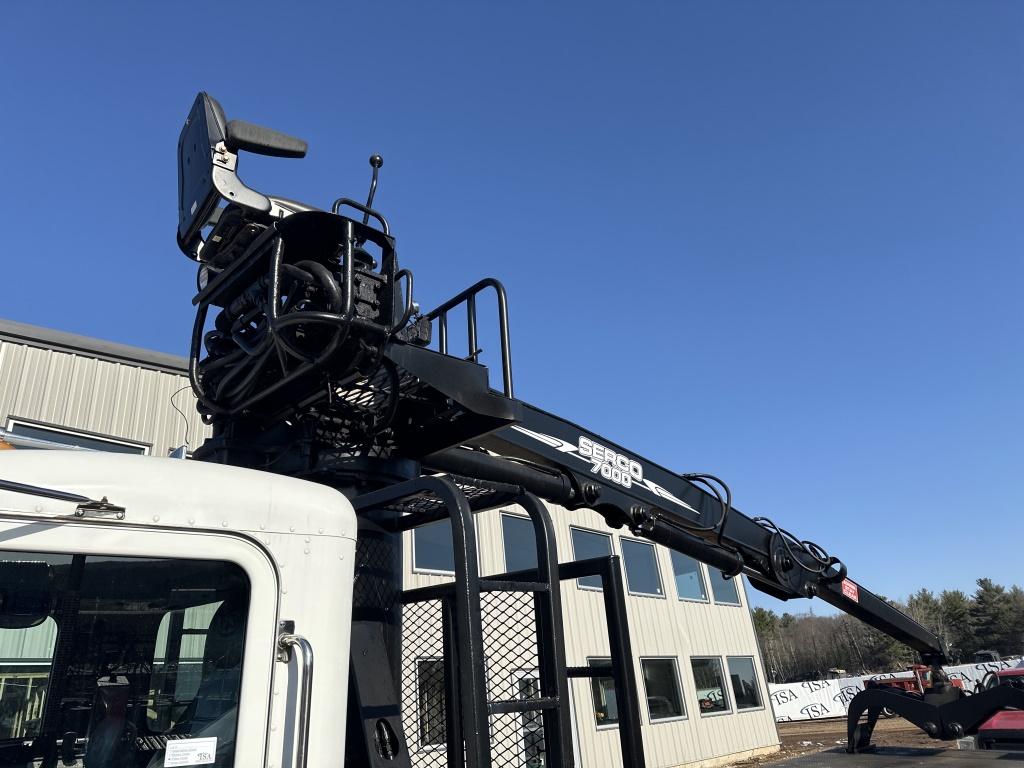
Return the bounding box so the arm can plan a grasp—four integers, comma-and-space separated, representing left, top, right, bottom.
0, 318, 189, 375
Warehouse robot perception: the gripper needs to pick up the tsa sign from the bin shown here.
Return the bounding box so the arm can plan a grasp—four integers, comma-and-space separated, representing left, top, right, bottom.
841, 579, 859, 603
165, 738, 218, 767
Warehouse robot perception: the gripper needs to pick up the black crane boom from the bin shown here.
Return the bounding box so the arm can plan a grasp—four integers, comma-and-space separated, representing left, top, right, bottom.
176, 91, 1024, 763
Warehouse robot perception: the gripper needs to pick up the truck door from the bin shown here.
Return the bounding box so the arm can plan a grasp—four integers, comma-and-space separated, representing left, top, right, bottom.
0, 517, 279, 768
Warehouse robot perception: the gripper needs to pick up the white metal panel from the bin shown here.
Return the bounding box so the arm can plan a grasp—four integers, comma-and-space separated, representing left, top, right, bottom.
0, 450, 359, 768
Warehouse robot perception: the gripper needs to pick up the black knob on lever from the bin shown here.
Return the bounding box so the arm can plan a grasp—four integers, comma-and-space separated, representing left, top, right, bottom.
364, 154, 384, 225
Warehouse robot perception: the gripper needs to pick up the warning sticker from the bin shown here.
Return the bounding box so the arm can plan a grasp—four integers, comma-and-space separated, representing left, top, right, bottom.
165, 737, 217, 767
841, 579, 859, 603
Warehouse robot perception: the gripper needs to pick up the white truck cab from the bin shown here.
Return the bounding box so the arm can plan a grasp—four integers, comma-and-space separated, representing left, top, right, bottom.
0, 450, 357, 768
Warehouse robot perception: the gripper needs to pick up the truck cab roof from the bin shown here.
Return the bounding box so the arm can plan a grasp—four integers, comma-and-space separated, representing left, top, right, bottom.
0, 450, 357, 540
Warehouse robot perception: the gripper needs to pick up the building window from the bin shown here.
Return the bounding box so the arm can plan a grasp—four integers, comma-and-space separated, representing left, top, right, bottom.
501, 514, 537, 573
727, 656, 763, 710
416, 658, 446, 747
587, 658, 618, 727
5, 418, 149, 455
641, 658, 685, 721
708, 569, 741, 605
0, 617, 56, 740
691, 657, 730, 715
570, 528, 612, 589
670, 551, 708, 602
413, 520, 455, 574
620, 539, 664, 597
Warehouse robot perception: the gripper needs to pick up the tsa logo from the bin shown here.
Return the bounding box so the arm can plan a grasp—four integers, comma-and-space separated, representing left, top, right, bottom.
833, 686, 860, 707
799, 703, 830, 719
770, 689, 798, 706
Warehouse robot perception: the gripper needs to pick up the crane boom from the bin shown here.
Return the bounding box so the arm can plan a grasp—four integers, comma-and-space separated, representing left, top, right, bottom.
175, 92, 1024, 761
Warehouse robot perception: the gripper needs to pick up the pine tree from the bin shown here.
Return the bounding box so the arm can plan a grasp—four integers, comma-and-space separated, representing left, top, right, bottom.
907, 589, 941, 635
971, 579, 1013, 655
1005, 586, 1024, 656
938, 589, 974, 659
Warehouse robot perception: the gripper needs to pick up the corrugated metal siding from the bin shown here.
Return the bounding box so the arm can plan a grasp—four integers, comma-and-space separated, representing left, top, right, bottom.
0, 339, 211, 456
405, 503, 780, 768
0, 621, 56, 662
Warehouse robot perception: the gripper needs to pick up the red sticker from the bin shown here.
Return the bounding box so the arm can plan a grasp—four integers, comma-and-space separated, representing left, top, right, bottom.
842, 579, 859, 603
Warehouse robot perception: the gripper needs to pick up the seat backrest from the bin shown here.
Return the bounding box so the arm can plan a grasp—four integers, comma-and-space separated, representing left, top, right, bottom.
177, 93, 229, 257
187, 596, 247, 730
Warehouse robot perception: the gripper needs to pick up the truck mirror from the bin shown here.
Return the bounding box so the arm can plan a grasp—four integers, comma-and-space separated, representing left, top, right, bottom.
0, 560, 53, 629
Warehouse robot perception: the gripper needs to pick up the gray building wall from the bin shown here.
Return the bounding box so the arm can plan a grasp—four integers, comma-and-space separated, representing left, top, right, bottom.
0, 319, 210, 456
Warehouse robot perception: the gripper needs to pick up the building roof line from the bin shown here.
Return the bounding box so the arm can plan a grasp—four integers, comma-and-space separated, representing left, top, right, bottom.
0, 318, 189, 375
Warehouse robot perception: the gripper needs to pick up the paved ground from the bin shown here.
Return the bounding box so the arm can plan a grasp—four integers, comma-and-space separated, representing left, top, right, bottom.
771, 747, 1024, 766
727, 719, 958, 766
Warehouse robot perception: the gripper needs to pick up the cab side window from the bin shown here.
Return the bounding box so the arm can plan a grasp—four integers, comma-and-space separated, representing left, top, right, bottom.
0, 551, 249, 768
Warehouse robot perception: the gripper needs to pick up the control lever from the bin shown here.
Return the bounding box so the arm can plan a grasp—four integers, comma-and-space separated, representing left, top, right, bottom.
363, 154, 384, 225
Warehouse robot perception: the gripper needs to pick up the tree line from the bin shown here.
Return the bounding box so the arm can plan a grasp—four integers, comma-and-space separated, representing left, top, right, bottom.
751, 578, 1024, 684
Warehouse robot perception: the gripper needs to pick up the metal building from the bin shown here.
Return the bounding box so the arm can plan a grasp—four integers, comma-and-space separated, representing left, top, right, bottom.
0, 318, 781, 767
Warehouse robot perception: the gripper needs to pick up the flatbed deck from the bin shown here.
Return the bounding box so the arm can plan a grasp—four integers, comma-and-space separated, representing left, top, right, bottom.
773, 747, 1024, 766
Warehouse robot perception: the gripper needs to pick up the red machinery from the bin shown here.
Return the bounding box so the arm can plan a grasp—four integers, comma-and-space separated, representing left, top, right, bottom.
977, 667, 1024, 750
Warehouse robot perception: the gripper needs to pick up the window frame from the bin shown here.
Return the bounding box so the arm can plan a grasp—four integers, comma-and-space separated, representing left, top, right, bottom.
690, 655, 733, 717
726, 655, 765, 713
4, 416, 151, 455
411, 519, 458, 576
669, 550, 710, 603
619, 537, 666, 599
569, 526, 614, 592
708, 568, 743, 607
585, 656, 620, 730
0, 517, 279, 767
413, 656, 447, 750
639, 656, 687, 723
500, 512, 538, 574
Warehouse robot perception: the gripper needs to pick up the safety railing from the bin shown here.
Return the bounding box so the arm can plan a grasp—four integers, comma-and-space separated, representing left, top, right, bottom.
424, 278, 513, 397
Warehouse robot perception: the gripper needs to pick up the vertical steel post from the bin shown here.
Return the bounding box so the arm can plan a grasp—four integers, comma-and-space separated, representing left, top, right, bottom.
443, 597, 467, 768
600, 556, 646, 768
519, 493, 573, 768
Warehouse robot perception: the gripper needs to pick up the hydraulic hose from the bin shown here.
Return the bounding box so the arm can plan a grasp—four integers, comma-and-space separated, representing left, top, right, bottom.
422, 448, 575, 504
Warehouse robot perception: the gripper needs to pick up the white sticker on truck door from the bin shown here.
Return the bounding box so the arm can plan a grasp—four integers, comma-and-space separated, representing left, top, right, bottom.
165, 737, 218, 767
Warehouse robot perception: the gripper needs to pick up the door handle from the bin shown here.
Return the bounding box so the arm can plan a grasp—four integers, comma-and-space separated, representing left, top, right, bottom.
278, 622, 315, 768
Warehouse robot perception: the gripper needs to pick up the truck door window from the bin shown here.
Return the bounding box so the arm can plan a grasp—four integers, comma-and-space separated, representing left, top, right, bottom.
0, 551, 249, 768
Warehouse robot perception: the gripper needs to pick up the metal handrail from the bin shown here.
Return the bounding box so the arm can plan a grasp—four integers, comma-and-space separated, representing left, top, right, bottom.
278, 631, 315, 768
425, 277, 513, 397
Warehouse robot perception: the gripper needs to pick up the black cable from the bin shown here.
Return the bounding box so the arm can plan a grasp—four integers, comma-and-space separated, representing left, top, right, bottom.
169, 386, 193, 450
752, 515, 845, 578
679, 472, 732, 543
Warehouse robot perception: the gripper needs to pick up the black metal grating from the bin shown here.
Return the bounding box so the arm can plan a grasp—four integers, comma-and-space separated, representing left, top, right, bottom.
482, 591, 540, 703
376, 477, 521, 523
490, 711, 546, 768
401, 592, 549, 768
401, 600, 448, 768
484, 590, 546, 768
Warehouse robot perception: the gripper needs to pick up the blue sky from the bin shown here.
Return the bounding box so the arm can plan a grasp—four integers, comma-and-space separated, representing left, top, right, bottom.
2, 2, 1022, 612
